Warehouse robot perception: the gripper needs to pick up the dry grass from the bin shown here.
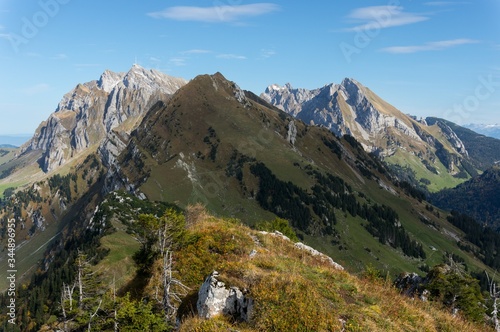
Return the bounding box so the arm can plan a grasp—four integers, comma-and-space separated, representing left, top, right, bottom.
168, 210, 493, 332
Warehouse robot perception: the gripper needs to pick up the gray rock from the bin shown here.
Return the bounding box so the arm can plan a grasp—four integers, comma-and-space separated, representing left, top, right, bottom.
286, 120, 297, 145
197, 271, 253, 322
19, 65, 187, 172
294, 242, 344, 270
261, 78, 472, 173
394, 272, 425, 297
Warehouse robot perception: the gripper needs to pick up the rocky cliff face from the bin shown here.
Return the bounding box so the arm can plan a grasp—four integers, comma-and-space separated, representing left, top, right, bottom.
20, 64, 187, 172
262, 78, 422, 152
262, 78, 476, 184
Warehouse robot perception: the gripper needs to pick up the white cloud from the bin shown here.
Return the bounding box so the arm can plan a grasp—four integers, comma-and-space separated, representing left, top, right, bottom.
260, 49, 276, 58
148, 3, 280, 23
216, 54, 247, 60
23, 83, 50, 95
344, 6, 429, 31
149, 56, 161, 63
169, 57, 187, 66
381, 38, 479, 54
181, 49, 211, 55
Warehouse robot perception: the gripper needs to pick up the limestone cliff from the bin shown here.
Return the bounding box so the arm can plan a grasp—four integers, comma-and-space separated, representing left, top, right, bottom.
262, 78, 476, 186
20, 64, 187, 172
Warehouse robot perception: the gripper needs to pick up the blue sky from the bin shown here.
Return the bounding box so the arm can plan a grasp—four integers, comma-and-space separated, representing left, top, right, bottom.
0, 0, 499, 136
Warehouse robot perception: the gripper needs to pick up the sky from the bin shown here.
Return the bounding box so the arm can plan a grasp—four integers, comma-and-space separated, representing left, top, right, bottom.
0, 0, 499, 136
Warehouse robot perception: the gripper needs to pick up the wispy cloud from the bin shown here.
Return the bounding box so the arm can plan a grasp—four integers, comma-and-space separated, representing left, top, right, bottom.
148, 3, 280, 23
381, 38, 479, 54
169, 57, 187, 66
216, 53, 247, 60
23, 83, 50, 95
344, 6, 429, 31
52, 53, 68, 60
149, 56, 161, 63
181, 49, 212, 55
260, 49, 276, 58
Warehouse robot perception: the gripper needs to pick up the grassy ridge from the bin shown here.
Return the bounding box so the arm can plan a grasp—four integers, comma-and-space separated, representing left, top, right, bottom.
171, 215, 492, 331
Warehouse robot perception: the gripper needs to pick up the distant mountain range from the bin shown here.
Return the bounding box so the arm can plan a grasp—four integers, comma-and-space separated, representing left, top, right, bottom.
464, 123, 500, 139
0, 135, 31, 147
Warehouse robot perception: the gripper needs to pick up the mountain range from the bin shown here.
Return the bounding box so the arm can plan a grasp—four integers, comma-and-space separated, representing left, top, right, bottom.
1, 65, 500, 330
0, 136, 31, 147
465, 123, 500, 139
261, 80, 500, 192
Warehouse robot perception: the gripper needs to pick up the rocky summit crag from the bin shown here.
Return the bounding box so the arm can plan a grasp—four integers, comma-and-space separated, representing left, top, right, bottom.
18, 64, 187, 173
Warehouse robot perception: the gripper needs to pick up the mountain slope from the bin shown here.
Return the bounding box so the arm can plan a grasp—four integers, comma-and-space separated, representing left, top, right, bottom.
18, 200, 491, 331
431, 166, 500, 228
176, 215, 490, 331
101, 72, 499, 279
0, 65, 186, 288
261, 80, 482, 191
427, 117, 500, 169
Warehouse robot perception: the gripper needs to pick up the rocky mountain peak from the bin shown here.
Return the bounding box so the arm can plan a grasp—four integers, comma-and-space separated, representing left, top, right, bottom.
262, 77, 479, 182
97, 69, 125, 93
20, 65, 187, 172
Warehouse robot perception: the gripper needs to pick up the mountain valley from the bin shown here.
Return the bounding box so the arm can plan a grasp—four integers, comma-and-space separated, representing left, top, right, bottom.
1, 66, 500, 331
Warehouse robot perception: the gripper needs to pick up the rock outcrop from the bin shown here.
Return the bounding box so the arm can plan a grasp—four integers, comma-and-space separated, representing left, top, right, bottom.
295, 242, 344, 270
394, 272, 425, 298
259, 230, 344, 270
197, 271, 253, 322
20, 64, 187, 172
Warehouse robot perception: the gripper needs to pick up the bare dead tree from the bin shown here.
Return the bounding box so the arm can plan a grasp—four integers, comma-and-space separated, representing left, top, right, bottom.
60, 282, 77, 331
112, 276, 118, 332
60, 289, 67, 331
77, 252, 84, 309
486, 271, 500, 332
87, 299, 102, 332
162, 250, 190, 321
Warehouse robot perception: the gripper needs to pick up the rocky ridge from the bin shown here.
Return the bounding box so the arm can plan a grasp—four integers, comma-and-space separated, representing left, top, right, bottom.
19, 64, 187, 172
263, 79, 437, 154
262, 78, 478, 184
